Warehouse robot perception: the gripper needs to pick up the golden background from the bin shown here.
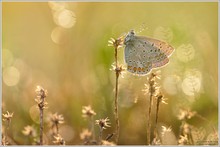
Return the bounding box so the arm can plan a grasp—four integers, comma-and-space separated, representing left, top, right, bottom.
2, 2, 218, 145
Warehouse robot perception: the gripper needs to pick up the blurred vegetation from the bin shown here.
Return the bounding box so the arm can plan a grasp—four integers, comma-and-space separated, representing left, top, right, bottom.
2, 2, 218, 145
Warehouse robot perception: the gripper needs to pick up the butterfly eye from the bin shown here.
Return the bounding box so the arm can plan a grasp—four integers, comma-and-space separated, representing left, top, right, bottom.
130, 30, 135, 35
143, 50, 145, 52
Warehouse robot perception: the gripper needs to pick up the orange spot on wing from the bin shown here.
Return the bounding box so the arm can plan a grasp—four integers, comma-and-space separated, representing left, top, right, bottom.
138, 67, 141, 72
128, 66, 132, 70
133, 67, 137, 72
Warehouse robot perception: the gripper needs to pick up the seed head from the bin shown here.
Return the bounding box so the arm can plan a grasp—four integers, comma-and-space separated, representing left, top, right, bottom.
53, 134, 65, 145
108, 35, 124, 49
80, 129, 92, 140
161, 126, 172, 136
156, 93, 168, 104
82, 105, 96, 118
35, 86, 48, 98
48, 113, 64, 128
178, 135, 189, 145
2, 111, 13, 122
35, 86, 48, 109
95, 117, 111, 130
177, 108, 196, 121
22, 125, 37, 137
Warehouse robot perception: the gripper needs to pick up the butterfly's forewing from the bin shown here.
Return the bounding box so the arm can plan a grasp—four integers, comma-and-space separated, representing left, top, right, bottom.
143, 37, 175, 57
134, 36, 174, 68
130, 36, 168, 69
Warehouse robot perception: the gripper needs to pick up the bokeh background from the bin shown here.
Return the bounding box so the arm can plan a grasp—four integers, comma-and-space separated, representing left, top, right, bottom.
2, 2, 218, 145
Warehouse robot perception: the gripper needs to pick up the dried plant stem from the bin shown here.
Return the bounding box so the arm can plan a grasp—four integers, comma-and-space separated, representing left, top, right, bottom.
114, 46, 120, 144
147, 93, 153, 145
154, 94, 163, 137
55, 124, 59, 134
99, 128, 103, 144
4, 126, 9, 145
178, 121, 184, 139
153, 96, 160, 140
35, 86, 47, 145
91, 116, 95, 140
188, 131, 194, 145
39, 104, 44, 145
5, 118, 11, 141
155, 96, 161, 125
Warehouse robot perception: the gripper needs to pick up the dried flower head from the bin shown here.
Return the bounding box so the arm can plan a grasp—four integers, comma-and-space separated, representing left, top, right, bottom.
101, 140, 116, 146
95, 117, 111, 130
2, 111, 13, 122
177, 108, 196, 121
82, 105, 96, 118
80, 129, 92, 140
110, 63, 126, 78
161, 126, 172, 136
178, 135, 189, 145
53, 134, 65, 145
22, 125, 37, 137
143, 77, 160, 96
108, 35, 124, 49
156, 93, 168, 105
35, 86, 48, 98
151, 70, 161, 80
35, 86, 48, 110
48, 113, 64, 127
152, 137, 161, 145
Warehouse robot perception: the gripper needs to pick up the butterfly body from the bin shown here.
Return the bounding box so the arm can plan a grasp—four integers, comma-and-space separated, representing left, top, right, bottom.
124, 30, 174, 75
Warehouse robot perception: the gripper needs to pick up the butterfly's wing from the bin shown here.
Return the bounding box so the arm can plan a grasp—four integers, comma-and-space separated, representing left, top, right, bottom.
124, 43, 152, 75
134, 36, 174, 69
143, 37, 175, 57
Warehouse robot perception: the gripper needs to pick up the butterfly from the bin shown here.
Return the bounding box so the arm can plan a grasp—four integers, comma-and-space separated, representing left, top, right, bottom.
124, 30, 175, 75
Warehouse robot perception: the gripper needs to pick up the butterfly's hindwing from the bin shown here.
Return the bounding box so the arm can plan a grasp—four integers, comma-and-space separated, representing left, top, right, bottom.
125, 43, 152, 75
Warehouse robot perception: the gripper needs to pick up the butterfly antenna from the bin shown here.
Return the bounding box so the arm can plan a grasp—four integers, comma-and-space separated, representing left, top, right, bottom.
136, 23, 148, 34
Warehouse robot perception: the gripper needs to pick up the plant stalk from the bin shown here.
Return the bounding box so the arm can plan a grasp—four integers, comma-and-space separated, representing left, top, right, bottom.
39, 98, 45, 145
147, 93, 153, 145
114, 46, 119, 144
